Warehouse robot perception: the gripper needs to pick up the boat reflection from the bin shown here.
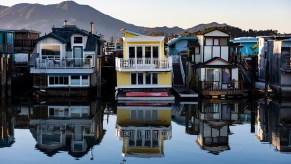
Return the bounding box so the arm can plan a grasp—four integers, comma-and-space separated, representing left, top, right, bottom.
257, 99, 291, 153
174, 99, 253, 155
29, 98, 105, 159
116, 101, 172, 161
0, 101, 15, 148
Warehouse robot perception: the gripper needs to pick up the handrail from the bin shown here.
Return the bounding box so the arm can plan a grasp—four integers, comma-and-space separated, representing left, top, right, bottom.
35, 58, 94, 69
179, 55, 185, 85
198, 80, 243, 91
115, 57, 172, 70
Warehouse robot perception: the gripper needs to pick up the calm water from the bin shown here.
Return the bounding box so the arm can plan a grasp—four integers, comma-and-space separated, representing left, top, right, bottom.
1, 97, 291, 164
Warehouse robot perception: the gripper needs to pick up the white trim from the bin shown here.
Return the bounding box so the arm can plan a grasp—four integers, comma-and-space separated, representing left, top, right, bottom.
126, 45, 160, 60
124, 36, 164, 42
118, 106, 172, 110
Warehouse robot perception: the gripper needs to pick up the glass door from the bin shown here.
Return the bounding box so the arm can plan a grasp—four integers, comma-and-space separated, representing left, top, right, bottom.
73, 46, 83, 67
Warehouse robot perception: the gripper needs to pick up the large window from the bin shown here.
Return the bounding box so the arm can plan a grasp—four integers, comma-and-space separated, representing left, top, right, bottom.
131, 73, 158, 85
49, 76, 69, 85
131, 110, 158, 121
41, 45, 61, 59
128, 46, 159, 59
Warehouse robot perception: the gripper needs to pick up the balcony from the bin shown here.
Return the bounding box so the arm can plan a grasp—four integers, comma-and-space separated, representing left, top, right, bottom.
198, 80, 244, 96
30, 57, 95, 74
115, 57, 172, 72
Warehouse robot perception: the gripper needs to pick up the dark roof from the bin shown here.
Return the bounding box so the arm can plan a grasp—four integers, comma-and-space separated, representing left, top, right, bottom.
36, 33, 67, 43
35, 26, 102, 51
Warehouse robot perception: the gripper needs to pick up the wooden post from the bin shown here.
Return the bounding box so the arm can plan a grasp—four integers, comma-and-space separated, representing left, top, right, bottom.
1, 55, 7, 99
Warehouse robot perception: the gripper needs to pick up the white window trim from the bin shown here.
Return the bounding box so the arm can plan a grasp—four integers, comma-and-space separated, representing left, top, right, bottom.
127, 45, 161, 60
40, 43, 63, 59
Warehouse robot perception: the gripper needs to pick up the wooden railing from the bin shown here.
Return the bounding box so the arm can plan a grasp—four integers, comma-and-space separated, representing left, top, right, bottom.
198, 80, 244, 96
34, 58, 94, 69
115, 57, 172, 71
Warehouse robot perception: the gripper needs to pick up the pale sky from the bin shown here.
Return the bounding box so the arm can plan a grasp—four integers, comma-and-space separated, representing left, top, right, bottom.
1, 0, 291, 33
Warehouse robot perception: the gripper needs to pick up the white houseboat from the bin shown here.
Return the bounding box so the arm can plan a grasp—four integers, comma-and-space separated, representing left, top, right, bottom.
29, 22, 104, 96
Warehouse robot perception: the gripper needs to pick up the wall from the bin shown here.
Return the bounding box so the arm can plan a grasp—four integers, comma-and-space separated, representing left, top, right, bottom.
116, 72, 131, 87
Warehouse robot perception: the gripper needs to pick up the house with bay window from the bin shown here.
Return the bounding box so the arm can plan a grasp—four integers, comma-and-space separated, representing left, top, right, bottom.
194, 29, 243, 97
29, 22, 103, 96
115, 29, 174, 101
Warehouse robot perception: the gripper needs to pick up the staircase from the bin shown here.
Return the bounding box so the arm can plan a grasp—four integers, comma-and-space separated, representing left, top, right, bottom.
173, 64, 184, 86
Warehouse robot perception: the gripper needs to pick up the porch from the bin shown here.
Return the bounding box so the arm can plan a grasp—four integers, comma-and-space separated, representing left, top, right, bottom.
115, 57, 172, 72
198, 80, 244, 96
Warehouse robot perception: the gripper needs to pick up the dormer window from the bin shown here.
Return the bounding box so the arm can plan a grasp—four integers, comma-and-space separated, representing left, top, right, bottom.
74, 37, 83, 44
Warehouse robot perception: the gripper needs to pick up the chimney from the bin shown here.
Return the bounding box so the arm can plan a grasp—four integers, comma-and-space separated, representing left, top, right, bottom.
64, 20, 67, 26
90, 22, 94, 34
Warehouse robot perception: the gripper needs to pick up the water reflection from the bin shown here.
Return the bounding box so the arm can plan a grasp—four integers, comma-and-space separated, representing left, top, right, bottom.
173, 99, 254, 155
257, 99, 291, 153
0, 101, 15, 148
28, 98, 105, 159
116, 101, 172, 161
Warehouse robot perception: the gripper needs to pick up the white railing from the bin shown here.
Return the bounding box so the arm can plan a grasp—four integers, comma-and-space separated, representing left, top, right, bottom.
35, 58, 94, 69
115, 57, 172, 71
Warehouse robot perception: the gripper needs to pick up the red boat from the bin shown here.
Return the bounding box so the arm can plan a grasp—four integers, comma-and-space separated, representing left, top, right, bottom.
125, 92, 168, 97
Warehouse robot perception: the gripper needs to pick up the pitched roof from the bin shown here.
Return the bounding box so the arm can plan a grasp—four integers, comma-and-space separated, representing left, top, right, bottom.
196, 57, 235, 68
35, 33, 67, 43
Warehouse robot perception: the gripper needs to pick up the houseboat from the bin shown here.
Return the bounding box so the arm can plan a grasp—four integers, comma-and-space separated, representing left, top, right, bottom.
29, 22, 104, 96
29, 98, 104, 158
115, 29, 174, 101
116, 101, 172, 159
193, 29, 243, 98
257, 36, 291, 97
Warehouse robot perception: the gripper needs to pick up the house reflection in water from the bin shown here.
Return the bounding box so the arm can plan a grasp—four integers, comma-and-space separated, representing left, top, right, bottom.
196, 100, 245, 155
29, 98, 104, 159
257, 99, 291, 153
116, 101, 172, 160
0, 102, 15, 148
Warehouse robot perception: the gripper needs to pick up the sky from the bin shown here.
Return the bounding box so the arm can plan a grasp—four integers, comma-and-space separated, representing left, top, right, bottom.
1, 0, 291, 33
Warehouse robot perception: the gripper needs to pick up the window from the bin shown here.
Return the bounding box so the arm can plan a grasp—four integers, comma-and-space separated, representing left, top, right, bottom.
131, 73, 137, 85
41, 45, 61, 59
152, 73, 158, 84
205, 38, 213, 45
48, 76, 69, 85
128, 46, 159, 59
71, 76, 80, 85
214, 38, 219, 46
131, 73, 158, 85
81, 75, 89, 86
145, 47, 151, 58
153, 46, 159, 58
138, 73, 143, 84
130, 110, 158, 121
74, 37, 83, 44
137, 47, 143, 58
129, 47, 135, 58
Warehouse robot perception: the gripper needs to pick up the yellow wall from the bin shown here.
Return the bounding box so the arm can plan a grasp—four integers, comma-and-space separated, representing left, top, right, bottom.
117, 72, 131, 86
123, 42, 127, 59
117, 108, 171, 126
158, 72, 172, 85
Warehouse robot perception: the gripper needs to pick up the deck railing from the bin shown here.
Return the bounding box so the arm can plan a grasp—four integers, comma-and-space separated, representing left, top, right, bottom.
198, 80, 243, 96
0, 44, 13, 54
115, 57, 172, 71
34, 58, 94, 69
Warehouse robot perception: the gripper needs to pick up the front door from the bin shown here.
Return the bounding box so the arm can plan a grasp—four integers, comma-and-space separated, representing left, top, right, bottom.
73, 46, 83, 67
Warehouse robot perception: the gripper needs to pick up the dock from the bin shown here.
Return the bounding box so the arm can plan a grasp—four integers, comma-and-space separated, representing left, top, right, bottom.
173, 86, 198, 101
